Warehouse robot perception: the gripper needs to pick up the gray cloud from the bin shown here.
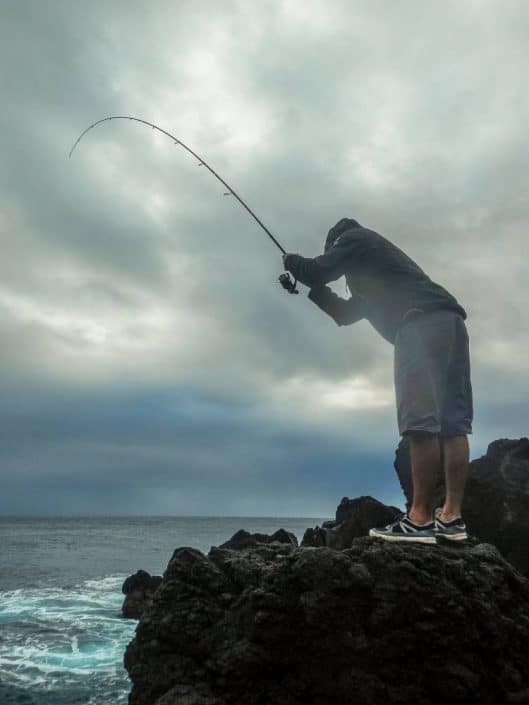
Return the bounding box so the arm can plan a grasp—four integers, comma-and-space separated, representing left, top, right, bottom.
0, 0, 527, 515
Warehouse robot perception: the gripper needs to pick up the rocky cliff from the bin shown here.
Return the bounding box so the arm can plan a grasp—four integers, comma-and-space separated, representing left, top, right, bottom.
122, 436, 529, 704
124, 534, 529, 705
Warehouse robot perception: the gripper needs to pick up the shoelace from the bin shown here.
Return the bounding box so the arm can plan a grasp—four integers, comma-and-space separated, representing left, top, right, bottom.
387, 515, 431, 532
385, 514, 406, 530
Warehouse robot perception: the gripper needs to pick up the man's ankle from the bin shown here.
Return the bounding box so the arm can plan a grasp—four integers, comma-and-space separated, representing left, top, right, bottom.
408, 510, 433, 525
438, 508, 462, 522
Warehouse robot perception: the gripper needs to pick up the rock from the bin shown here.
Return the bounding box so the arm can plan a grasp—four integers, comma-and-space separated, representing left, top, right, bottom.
394, 435, 414, 510
122, 569, 163, 619
218, 528, 298, 550
301, 495, 402, 549
394, 436, 529, 575
334, 494, 396, 525
153, 683, 221, 705
124, 537, 529, 705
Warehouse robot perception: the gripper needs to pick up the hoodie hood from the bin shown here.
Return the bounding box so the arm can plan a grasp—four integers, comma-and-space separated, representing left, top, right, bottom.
324, 217, 362, 253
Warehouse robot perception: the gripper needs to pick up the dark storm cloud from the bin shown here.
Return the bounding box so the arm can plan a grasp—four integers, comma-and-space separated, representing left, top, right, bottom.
0, 0, 527, 514
0, 384, 398, 516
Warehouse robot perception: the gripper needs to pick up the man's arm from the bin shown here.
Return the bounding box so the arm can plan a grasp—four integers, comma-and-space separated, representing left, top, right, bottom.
283, 236, 361, 288
307, 285, 367, 326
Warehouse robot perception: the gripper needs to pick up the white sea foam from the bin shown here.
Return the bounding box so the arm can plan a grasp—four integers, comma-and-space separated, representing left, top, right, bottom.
0, 575, 136, 703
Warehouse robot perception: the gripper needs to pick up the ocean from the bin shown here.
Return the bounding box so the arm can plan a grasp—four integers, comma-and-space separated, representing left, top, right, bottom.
0, 516, 326, 704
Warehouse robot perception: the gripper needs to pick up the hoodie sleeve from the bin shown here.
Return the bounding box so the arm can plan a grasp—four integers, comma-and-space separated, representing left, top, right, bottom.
283, 234, 364, 287
307, 285, 367, 326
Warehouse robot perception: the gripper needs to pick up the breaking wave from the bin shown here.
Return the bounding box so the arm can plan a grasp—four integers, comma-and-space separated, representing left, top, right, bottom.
0, 575, 136, 704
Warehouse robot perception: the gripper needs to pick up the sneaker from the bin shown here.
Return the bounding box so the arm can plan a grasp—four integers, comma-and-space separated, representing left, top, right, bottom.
434, 507, 468, 541
369, 514, 437, 544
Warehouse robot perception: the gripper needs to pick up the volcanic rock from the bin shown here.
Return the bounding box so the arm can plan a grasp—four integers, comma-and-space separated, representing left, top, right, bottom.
122, 569, 163, 619
395, 436, 529, 575
124, 535, 529, 705
301, 495, 402, 548
218, 528, 298, 550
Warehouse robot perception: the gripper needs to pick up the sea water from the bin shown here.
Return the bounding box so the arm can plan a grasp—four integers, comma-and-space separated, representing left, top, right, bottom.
0, 516, 326, 704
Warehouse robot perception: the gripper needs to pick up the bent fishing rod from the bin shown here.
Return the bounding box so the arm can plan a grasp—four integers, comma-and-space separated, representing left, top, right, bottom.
69, 116, 298, 294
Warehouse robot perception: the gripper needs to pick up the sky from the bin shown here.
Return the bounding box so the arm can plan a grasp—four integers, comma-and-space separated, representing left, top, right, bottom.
1, 0, 528, 517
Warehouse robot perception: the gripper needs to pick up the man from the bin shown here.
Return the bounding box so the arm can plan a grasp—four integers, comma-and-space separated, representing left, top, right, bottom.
282, 217, 473, 544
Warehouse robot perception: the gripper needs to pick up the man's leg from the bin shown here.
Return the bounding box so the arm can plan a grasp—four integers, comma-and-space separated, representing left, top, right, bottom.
368, 428, 438, 542
438, 434, 469, 521
407, 431, 441, 525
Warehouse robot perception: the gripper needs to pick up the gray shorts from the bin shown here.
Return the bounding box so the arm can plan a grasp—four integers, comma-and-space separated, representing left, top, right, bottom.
394, 309, 473, 437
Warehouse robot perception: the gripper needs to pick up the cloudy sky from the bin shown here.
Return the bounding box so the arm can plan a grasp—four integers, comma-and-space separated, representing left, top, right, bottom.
1, 0, 527, 517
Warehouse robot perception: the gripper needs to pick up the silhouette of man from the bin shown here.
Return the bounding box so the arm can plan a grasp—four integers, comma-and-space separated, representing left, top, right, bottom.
283, 217, 473, 543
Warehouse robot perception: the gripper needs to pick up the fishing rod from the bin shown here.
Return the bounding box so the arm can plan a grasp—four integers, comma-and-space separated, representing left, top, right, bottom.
69, 116, 298, 294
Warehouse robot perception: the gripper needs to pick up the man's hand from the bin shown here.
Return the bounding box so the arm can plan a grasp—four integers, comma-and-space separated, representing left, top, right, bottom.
282, 253, 297, 268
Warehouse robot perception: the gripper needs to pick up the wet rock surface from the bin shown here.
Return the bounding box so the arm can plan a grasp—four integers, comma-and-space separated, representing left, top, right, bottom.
122, 570, 163, 619
125, 533, 529, 705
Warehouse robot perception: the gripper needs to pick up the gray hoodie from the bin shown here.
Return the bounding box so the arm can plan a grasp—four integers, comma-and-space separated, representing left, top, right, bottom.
284, 218, 467, 345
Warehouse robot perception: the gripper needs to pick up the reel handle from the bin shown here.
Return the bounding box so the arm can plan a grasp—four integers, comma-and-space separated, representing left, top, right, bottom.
278, 272, 299, 294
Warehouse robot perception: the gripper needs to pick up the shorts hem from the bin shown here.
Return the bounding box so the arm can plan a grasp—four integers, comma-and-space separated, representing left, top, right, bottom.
400, 426, 441, 436
400, 427, 473, 437
439, 429, 473, 437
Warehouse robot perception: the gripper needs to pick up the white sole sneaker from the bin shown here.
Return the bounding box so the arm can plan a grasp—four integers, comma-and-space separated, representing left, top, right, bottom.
434, 507, 468, 541
369, 515, 437, 544
368, 529, 437, 544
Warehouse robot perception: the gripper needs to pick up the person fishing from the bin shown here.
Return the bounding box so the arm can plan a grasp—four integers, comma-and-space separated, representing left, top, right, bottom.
71, 120, 471, 544
282, 217, 473, 543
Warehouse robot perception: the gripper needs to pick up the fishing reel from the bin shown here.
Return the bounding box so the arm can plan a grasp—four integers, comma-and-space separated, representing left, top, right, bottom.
278, 272, 299, 294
